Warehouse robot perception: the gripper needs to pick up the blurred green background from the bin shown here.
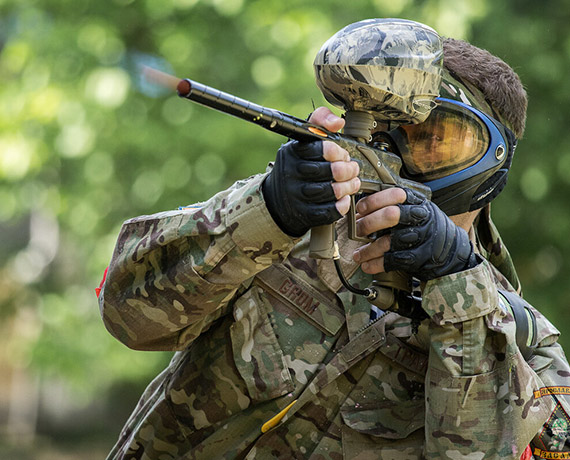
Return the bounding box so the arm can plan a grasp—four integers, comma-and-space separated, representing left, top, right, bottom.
1, 0, 569, 457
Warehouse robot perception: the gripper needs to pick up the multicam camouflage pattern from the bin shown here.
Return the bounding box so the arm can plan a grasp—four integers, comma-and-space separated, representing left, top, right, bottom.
314, 18, 443, 123
100, 170, 570, 459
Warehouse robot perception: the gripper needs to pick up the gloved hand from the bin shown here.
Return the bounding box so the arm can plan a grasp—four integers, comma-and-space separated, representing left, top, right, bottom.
262, 107, 360, 237
383, 189, 479, 280
263, 140, 339, 236
353, 188, 479, 281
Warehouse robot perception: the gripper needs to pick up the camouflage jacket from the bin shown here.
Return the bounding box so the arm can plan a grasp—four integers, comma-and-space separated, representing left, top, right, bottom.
99, 173, 570, 460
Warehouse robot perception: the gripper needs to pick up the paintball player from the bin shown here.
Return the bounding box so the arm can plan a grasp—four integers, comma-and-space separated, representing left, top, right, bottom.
98, 19, 570, 459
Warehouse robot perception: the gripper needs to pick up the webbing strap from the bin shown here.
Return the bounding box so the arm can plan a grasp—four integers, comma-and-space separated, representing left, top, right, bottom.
499, 289, 537, 360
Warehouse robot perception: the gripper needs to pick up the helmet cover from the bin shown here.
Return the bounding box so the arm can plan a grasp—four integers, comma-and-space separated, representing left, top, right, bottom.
314, 18, 443, 124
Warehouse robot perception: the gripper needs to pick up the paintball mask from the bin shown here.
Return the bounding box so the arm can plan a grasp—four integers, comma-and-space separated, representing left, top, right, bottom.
376, 70, 517, 216
314, 19, 516, 216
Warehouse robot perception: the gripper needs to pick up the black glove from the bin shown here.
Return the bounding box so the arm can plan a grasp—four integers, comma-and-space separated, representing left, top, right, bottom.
262, 140, 341, 237
384, 189, 479, 281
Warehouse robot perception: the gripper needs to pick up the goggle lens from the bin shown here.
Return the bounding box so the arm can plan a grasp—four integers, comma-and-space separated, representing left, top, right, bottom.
397, 102, 491, 181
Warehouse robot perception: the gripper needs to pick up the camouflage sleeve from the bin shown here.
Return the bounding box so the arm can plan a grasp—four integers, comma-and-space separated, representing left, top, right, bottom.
99, 173, 297, 351
421, 260, 558, 458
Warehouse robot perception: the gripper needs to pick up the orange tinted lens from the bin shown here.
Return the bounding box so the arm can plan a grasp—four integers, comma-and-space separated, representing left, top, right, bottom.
400, 104, 490, 180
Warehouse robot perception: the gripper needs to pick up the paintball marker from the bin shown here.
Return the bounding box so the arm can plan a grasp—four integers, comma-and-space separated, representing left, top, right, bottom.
146, 18, 444, 313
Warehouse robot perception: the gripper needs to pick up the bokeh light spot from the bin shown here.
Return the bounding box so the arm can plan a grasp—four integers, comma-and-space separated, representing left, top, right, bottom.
0, 135, 34, 180
77, 23, 108, 56
194, 153, 226, 186
58, 101, 87, 127
162, 97, 193, 125
520, 167, 549, 202
162, 156, 192, 189
534, 245, 562, 281
212, 0, 244, 16
251, 56, 283, 89
372, 0, 412, 16
145, 0, 175, 19
270, 18, 302, 48
1, 40, 31, 74
0, 189, 18, 221
55, 123, 95, 158
172, 0, 199, 9
159, 32, 193, 65
84, 152, 115, 184
86, 67, 131, 108
132, 170, 165, 205
29, 87, 62, 122
69, 201, 98, 236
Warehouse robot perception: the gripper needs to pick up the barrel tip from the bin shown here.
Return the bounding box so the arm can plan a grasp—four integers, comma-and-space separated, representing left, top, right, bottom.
177, 79, 191, 97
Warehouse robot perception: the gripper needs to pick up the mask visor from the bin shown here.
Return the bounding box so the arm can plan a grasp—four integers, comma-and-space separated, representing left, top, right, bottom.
396, 100, 491, 181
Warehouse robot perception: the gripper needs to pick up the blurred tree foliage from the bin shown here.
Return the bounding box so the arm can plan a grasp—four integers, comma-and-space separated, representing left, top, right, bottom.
0, 0, 569, 402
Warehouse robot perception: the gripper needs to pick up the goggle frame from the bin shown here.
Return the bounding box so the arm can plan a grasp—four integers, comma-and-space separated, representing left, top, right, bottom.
419, 97, 510, 193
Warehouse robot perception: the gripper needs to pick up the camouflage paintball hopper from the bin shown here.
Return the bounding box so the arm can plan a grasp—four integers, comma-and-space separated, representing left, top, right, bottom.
314, 18, 443, 124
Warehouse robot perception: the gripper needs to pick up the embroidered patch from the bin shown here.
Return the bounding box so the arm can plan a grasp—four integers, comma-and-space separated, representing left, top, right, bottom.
256, 265, 345, 336
532, 403, 570, 457
534, 387, 570, 399
277, 278, 321, 314
532, 450, 570, 459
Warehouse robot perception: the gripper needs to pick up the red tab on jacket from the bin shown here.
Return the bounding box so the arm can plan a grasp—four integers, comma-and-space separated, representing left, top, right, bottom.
520, 445, 532, 460
95, 266, 108, 298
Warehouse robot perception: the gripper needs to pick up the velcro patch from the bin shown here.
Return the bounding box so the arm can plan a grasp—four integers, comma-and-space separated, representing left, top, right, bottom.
256, 265, 345, 336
